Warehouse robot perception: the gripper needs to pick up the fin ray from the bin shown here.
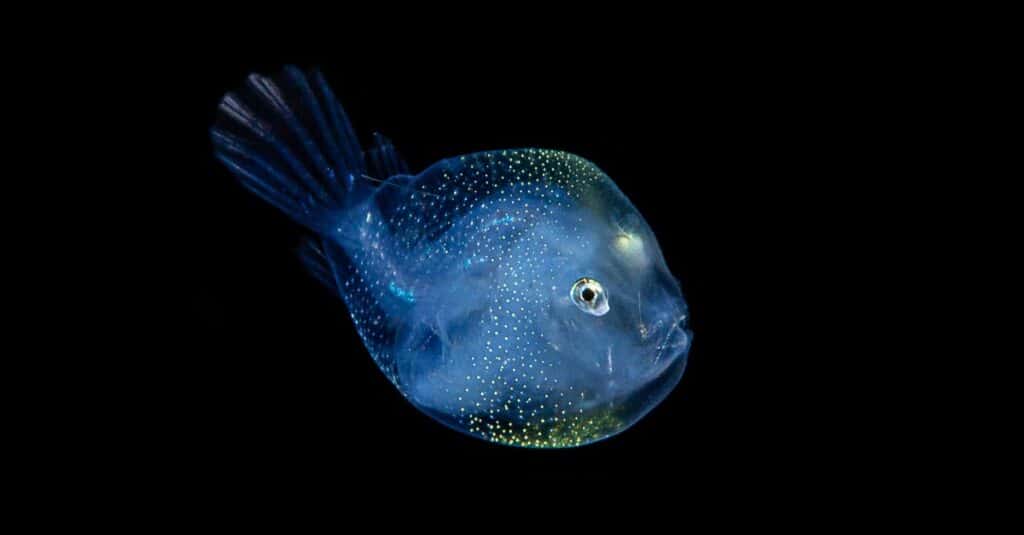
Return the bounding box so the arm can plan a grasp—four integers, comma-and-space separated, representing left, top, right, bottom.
366, 132, 410, 180
298, 238, 341, 298
211, 66, 371, 230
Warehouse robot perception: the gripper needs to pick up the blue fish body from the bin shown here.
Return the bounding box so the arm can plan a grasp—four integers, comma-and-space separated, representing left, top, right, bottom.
212, 67, 692, 448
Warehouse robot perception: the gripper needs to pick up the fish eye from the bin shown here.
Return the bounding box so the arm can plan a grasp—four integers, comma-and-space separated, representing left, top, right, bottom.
570, 277, 610, 316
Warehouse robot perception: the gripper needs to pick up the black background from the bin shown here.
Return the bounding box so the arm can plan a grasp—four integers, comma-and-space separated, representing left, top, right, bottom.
160, 29, 875, 494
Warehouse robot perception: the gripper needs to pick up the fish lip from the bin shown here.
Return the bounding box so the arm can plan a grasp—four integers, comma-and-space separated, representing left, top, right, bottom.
652, 310, 690, 365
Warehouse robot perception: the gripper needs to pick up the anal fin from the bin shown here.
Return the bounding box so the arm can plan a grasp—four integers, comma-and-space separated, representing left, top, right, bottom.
298, 238, 340, 298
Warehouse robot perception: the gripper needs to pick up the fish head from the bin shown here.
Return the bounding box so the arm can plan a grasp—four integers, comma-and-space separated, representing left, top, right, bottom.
534, 175, 692, 428
398, 151, 692, 447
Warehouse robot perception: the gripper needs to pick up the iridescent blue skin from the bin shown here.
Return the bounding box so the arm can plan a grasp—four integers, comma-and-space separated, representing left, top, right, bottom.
212, 67, 691, 447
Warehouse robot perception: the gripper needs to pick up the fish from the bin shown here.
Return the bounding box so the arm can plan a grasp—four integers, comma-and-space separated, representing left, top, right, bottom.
210, 66, 692, 448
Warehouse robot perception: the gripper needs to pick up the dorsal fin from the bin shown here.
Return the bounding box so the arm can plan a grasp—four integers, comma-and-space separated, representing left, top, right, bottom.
365, 132, 410, 180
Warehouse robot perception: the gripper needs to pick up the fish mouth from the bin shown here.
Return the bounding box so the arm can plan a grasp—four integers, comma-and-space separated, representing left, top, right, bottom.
652, 310, 691, 366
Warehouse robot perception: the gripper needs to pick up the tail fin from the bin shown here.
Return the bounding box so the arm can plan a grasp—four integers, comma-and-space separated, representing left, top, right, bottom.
211, 66, 372, 229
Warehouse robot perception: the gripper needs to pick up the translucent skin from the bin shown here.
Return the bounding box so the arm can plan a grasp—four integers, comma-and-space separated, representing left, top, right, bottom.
209, 66, 690, 447
330, 149, 691, 447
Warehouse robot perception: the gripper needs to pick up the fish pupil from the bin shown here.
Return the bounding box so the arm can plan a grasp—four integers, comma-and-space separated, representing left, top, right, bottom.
582, 288, 595, 302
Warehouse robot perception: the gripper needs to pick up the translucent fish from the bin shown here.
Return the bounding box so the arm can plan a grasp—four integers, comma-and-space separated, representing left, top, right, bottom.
211, 66, 692, 448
